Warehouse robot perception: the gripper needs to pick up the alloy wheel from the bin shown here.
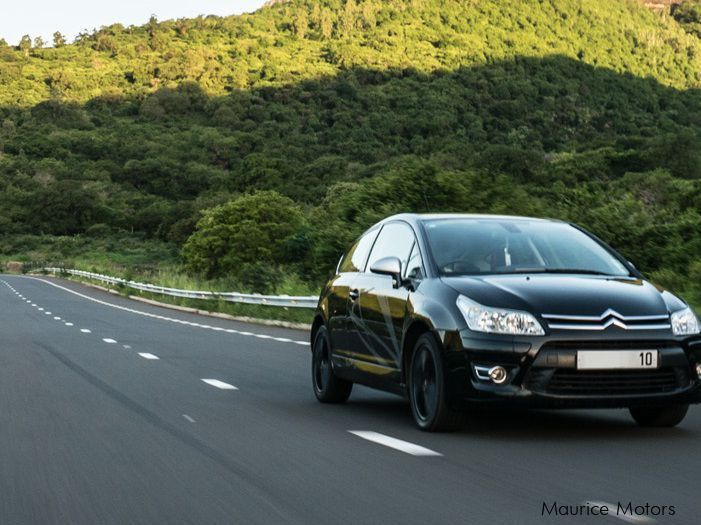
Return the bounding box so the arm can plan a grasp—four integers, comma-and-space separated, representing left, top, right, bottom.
412, 345, 438, 422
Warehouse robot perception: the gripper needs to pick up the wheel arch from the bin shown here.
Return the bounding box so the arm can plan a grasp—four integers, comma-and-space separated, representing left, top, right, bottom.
401, 319, 433, 387
310, 313, 326, 349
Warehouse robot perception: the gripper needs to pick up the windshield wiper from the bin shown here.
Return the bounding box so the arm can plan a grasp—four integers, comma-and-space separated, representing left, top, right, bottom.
506, 268, 621, 276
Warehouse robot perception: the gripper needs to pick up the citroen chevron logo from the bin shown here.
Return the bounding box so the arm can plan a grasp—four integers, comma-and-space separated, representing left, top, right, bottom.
598, 309, 627, 321
599, 317, 630, 330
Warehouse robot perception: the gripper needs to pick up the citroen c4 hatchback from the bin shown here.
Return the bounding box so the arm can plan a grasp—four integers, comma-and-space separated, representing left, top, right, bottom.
310, 214, 701, 431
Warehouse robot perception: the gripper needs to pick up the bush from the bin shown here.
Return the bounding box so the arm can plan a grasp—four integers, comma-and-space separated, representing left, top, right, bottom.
182, 190, 307, 279
238, 262, 283, 294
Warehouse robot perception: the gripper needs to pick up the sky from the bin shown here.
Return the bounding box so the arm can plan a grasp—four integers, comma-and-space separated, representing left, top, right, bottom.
1, 1, 268, 46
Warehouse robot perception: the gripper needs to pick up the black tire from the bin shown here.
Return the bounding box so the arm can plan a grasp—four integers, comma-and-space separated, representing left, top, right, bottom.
408, 333, 465, 432
629, 404, 689, 427
312, 326, 352, 403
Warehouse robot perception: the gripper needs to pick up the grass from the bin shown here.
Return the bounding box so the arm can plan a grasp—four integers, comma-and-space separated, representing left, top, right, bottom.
45, 268, 317, 326
0, 234, 178, 272
0, 233, 318, 324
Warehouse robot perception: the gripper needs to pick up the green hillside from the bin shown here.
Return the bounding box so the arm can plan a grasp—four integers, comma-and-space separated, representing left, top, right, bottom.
0, 0, 700, 305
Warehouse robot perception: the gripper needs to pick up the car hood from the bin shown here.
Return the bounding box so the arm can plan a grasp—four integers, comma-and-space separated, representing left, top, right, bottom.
441, 274, 678, 317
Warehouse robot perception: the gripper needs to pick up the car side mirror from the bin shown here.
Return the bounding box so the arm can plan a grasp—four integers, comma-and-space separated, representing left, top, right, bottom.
370, 256, 402, 288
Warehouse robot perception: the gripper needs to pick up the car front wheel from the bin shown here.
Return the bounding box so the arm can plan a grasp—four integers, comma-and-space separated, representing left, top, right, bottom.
312, 326, 352, 403
409, 333, 465, 432
629, 404, 689, 427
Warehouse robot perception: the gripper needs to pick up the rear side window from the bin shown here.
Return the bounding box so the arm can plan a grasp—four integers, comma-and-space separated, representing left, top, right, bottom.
339, 229, 378, 273
366, 222, 416, 272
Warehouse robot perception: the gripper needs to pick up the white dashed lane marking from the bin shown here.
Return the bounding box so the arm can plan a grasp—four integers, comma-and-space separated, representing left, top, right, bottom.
138, 353, 159, 360
65, 323, 74, 326
80, 329, 91, 333
102, 338, 118, 344
25, 277, 310, 347
348, 431, 443, 457
182, 414, 196, 423
201, 379, 238, 390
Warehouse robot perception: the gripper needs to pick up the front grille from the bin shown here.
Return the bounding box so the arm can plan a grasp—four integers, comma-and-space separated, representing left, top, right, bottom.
542, 310, 670, 331
526, 367, 689, 396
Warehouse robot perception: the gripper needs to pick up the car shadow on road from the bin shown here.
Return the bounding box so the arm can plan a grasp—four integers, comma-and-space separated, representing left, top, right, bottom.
339, 389, 698, 441
461, 408, 697, 441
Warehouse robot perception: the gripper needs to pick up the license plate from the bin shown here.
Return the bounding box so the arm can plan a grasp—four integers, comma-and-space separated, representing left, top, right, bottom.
577, 350, 658, 370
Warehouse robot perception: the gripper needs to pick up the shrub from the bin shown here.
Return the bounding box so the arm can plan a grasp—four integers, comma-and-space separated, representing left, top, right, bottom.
182, 190, 306, 279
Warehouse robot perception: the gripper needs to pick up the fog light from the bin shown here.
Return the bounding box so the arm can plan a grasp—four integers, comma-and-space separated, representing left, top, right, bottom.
488, 366, 508, 384
696, 363, 701, 378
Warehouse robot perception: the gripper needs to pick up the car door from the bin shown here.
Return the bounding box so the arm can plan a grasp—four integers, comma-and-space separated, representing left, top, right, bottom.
348, 222, 417, 380
327, 228, 379, 357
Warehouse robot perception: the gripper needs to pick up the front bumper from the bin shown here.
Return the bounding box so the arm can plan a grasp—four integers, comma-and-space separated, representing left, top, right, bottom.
443, 330, 701, 409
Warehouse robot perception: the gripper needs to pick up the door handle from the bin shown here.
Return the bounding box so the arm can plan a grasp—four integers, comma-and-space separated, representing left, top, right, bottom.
349, 288, 360, 301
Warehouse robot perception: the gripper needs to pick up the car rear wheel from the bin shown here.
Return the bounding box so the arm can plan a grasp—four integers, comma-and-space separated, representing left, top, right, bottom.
409, 333, 465, 432
312, 326, 352, 403
629, 404, 689, 427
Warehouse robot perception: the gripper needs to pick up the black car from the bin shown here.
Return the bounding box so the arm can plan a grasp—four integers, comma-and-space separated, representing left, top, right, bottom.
310, 214, 701, 431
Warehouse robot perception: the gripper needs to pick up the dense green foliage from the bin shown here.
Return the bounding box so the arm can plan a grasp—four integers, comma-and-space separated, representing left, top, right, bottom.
182, 190, 307, 290
1, 0, 700, 306
673, 1, 701, 38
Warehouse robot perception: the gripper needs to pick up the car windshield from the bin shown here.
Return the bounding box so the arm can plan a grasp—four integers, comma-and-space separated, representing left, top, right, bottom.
423, 218, 631, 277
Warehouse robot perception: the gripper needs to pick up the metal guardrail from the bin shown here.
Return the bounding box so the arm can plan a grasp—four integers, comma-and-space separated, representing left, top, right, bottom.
43, 268, 319, 309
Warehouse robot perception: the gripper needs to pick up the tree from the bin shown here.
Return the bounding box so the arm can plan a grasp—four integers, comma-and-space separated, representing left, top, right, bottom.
672, 2, 701, 37
340, 0, 358, 37
311, 3, 321, 30
148, 14, 164, 50
18, 35, 31, 57
182, 191, 307, 280
294, 9, 309, 39
33, 36, 45, 49
53, 31, 66, 47
320, 8, 333, 39
361, 0, 377, 29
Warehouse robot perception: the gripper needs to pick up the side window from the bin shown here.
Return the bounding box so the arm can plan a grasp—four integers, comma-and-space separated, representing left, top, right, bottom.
404, 242, 424, 280
366, 222, 416, 273
339, 229, 378, 273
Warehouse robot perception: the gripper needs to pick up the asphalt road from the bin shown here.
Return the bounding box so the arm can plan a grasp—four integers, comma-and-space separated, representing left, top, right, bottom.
0, 275, 698, 525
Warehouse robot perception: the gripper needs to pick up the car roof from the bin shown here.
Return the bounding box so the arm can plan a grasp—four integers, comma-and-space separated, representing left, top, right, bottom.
379, 213, 565, 228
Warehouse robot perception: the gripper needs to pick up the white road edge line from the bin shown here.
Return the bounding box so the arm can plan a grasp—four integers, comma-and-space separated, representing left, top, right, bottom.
201, 379, 238, 390
138, 352, 159, 360
25, 276, 309, 347
348, 431, 443, 457
583, 501, 656, 524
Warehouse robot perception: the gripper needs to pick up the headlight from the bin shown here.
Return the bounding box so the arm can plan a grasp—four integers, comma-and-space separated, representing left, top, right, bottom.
671, 307, 700, 336
456, 295, 545, 336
